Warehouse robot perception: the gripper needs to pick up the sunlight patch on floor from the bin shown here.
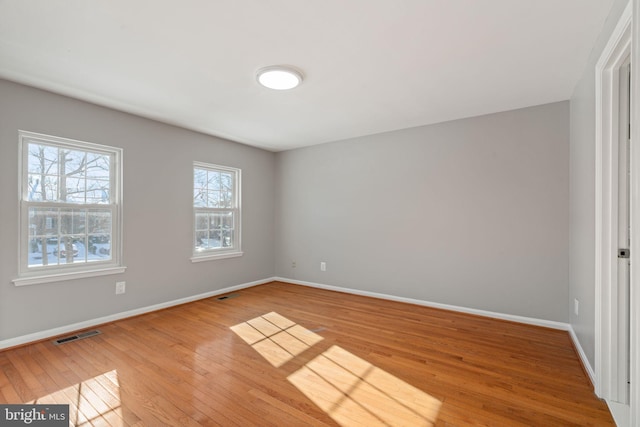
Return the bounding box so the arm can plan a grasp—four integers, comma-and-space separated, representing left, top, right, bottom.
28, 369, 124, 427
230, 311, 323, 367
232, 312, 441, 426
288, 346, 441, 427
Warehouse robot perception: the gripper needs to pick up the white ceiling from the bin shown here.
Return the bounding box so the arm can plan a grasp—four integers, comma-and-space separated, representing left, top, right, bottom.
0, 1, 614, 152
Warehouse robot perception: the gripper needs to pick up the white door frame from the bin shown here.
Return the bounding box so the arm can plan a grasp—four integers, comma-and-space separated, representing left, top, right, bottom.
595, 0, 633, 413
630, 2, 640, 424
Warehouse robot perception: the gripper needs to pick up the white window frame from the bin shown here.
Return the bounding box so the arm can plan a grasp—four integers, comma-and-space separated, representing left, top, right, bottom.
13, 131, 125, 286
191, 161, 242, 262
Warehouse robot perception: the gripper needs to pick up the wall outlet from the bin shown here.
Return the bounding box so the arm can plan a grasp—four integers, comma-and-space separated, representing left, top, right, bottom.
292, 261, 296, 268
574, 298, 579, 316
320, 262, 326, 271
116, 281, 126, 295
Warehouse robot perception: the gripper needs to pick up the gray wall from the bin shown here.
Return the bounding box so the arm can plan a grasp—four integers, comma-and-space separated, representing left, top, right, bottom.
569, 0, 630, 370
1, 45, 600, 341
0, 79, 276, 341
275, 102, 570, 322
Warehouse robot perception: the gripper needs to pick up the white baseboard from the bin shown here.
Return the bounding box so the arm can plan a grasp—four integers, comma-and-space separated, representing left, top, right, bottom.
0, 277, 275, 350
275, 277, 570, 331
567, 325, 596, 387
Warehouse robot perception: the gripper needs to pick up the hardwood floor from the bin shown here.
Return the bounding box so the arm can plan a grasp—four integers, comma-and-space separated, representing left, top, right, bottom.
0, 281, 614, 426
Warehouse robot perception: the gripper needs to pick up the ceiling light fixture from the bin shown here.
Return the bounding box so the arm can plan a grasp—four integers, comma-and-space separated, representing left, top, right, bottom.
256, 66, 303, 90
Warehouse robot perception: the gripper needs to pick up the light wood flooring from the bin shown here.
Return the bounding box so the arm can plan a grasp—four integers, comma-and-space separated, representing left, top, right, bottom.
0, 281, 614, 426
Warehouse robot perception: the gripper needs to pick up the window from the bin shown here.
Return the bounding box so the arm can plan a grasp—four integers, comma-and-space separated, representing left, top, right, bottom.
15, 131, 124, 285
192, 162, 242, 261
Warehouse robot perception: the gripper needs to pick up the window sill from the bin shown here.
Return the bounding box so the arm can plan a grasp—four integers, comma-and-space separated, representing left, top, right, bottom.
13, 266, 127, 286
191, 251, 243, 263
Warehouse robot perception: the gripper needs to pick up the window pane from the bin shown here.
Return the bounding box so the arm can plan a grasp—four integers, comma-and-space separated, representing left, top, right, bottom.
194, 193, 205, 207
27, 237, 46, 267
194, 169, 208, 207
27, 207, 112, 267
210, 213, 223, 229
208, 230, 222, 248
27, 174, 43, 201
86, 178, 109, 191
86, 153, 110, 179
86, 179, 110, 203
58, 209, 70, 234
72, 211, 86, 234
27, 143, 112, 204
65, 176, 86, 203
88, 210, 112, 234
88, 234, 111, 261
207, 171, 221, 190
194, 168, 207, 187
221, 212, 234, 228
195, 212, 208, 230
58, 209, 86, 235
28, 207, 58, 238
28, 144, 58, 175
209, 230, 222, 249
42, 175, 59, 201
62, 149, 85, 174
207, 191, 219, 208
195, 231, 208, 250
221, 173, 233, 191
219, 190, 233, 208
28, 174, 59, 201
195, 230, 222, 250
221, 229, 233, 248
55, 236, 80, 263
27, 208, 58, 267
33, 238, 57, 267
194, 189, 206, 207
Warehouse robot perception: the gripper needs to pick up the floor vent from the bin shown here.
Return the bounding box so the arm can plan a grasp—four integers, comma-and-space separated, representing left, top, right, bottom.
217, 293, 240, 301
53, 330, 101, 345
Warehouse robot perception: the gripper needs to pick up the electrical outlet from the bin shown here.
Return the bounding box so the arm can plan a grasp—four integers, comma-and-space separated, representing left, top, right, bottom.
574, 298, 579, 316
320, 262, 326, 271
292, 261, 296, 268
116, 281, 126, 295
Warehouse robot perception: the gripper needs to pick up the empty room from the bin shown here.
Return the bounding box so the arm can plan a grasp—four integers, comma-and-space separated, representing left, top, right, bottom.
0, 1, 638, 426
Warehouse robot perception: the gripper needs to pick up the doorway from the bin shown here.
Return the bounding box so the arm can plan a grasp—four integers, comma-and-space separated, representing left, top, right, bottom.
594, 1, 631, 421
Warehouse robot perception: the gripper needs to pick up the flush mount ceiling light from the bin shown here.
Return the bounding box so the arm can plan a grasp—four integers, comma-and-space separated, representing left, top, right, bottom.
256, 66, 303, 90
